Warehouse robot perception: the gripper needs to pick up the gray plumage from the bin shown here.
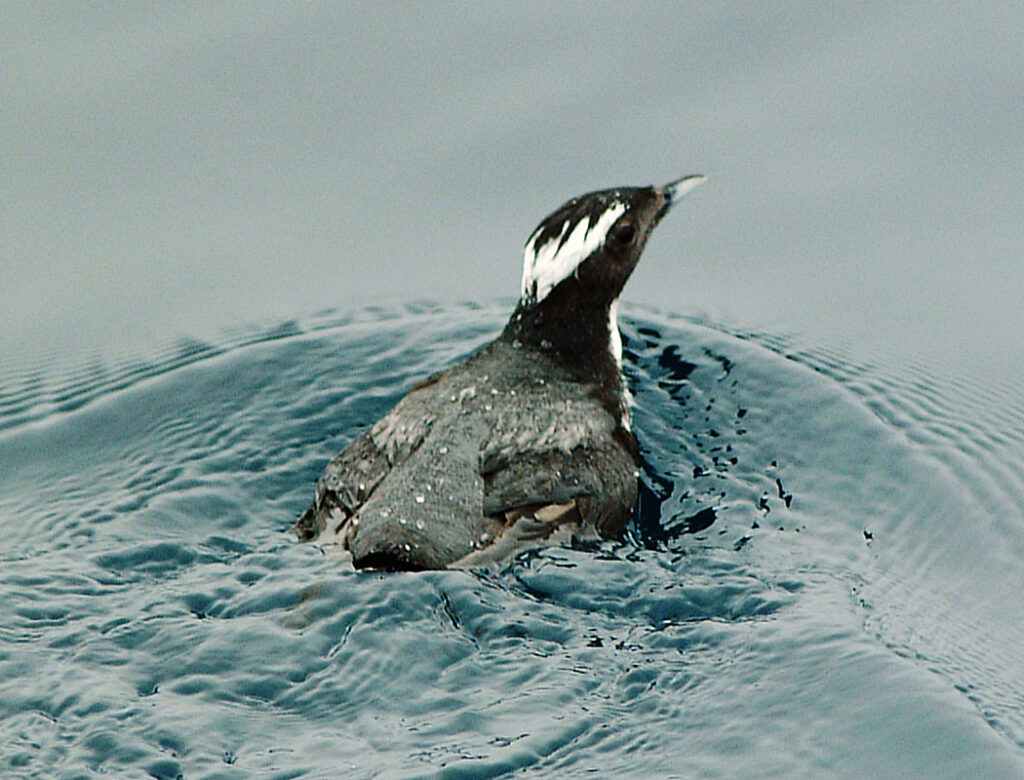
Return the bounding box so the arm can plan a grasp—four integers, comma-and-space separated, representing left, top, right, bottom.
296, 176, 704, 569
297, 339, 635, 568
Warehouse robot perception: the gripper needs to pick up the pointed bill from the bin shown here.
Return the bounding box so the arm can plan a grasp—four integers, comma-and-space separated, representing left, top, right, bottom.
659, 175, 706, 217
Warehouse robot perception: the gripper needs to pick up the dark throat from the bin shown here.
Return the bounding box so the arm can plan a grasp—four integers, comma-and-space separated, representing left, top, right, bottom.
501, 280, 620, 388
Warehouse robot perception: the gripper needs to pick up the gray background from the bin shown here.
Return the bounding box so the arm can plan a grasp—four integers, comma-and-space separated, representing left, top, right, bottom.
3, 3, 1021, 377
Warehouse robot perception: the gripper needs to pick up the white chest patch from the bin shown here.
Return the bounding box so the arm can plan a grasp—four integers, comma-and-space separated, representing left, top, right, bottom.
608, 296, 634, 430
521, 201, 626, 304
608, 297, 622, 367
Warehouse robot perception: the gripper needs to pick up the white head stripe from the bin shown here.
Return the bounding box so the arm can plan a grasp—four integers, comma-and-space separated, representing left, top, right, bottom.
521, 201, 627, 303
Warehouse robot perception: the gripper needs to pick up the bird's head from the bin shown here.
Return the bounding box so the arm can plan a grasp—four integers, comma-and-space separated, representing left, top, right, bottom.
519, 175, 705, 310
508, 176, 705, 372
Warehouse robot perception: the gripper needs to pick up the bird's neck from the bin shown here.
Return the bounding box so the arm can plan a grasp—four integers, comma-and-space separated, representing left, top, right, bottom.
501, 286, 622, 388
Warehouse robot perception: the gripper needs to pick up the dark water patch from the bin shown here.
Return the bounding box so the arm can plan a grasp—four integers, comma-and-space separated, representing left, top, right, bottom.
502, 546, 797, 627
1, 305, 1023, 777
94, 541, 199, 575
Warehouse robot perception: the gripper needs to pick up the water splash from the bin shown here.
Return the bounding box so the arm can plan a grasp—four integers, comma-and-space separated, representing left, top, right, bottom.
1, 304, 1022, 777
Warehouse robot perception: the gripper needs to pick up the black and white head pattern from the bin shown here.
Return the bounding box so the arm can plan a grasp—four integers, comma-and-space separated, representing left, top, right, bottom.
513, 177, 703, 373
518, 192, 634, 368
520, 195, 627, 307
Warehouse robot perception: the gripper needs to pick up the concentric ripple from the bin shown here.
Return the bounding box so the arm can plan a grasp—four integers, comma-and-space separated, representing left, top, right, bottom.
1, 305, 1022, 779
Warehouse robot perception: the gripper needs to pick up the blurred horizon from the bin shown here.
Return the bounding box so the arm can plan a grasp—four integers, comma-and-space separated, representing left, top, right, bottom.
3, 2, 1022, 379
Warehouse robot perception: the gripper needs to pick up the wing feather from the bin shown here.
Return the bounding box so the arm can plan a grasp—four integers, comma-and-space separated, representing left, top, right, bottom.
293, 391, 437, 541
481, 433, 638, 538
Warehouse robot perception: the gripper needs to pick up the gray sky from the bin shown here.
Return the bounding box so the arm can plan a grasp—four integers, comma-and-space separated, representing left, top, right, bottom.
3, 2, 1022, 377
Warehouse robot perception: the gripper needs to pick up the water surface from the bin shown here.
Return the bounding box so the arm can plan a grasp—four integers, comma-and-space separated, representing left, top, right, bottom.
2, 305, 1022, 778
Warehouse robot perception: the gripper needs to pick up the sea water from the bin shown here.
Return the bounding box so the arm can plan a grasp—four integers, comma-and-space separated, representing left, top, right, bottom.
2, 305, 1023, 779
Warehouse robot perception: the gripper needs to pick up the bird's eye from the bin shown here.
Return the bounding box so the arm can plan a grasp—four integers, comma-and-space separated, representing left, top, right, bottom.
611, 223, 636, 244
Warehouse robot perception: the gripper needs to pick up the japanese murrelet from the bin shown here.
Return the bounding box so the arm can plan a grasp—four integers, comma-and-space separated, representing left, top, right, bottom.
295, 176, 705, 570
